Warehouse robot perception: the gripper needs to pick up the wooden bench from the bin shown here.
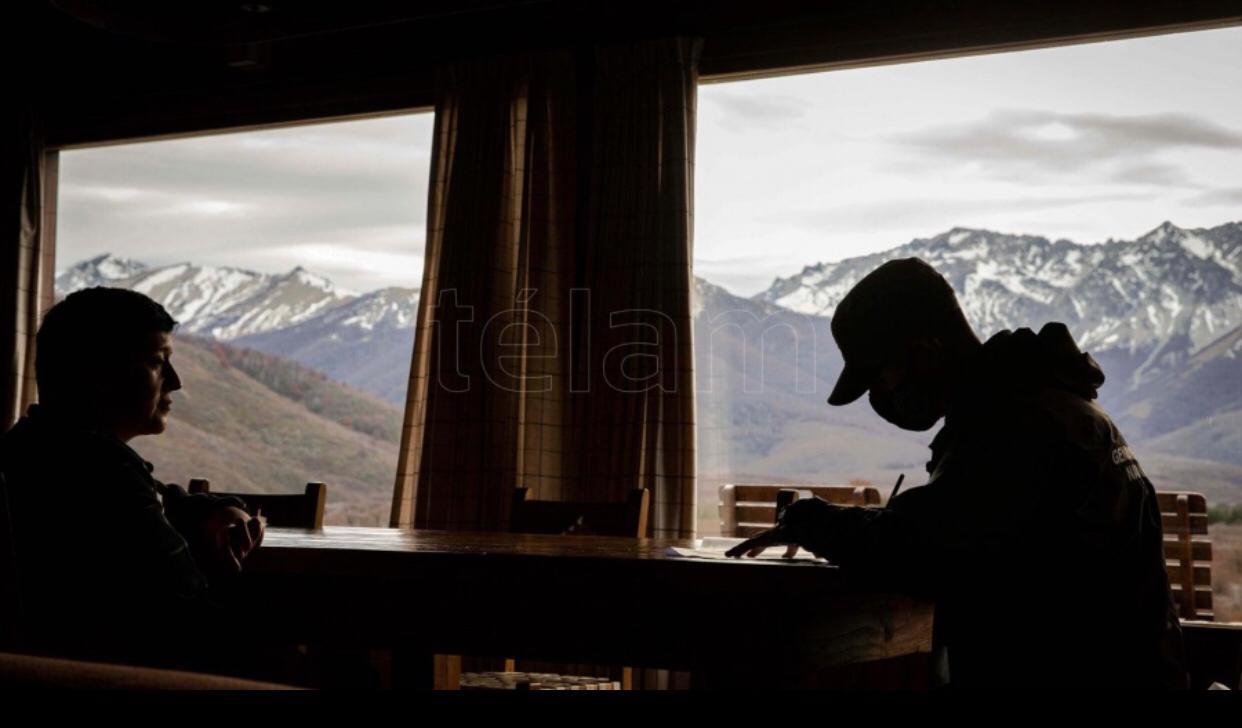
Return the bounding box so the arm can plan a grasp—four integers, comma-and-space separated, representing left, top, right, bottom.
1157, 491, 1213, 621
719, 483, 882, 538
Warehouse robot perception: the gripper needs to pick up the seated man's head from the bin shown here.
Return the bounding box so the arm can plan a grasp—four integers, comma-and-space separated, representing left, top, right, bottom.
36, 287, 181, 441
827, 258, 980, 431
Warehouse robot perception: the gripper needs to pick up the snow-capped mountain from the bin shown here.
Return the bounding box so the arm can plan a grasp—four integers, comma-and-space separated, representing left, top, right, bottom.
55, 219, 1242, 433
236, 288, 420, 404
56, 254, 421, 401
759, 221, 1242, 387
309, 286, 419, 333
56, 256, 357, 339
55, 253, 149, 291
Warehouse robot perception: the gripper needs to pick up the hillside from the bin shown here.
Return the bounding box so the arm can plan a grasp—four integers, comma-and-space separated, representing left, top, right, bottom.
133, 335, 403, 526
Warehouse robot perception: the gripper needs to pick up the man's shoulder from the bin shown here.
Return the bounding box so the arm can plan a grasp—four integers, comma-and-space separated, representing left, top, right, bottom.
957, 385, 1124, 453
1031, 386, 1125, 451
1, 415, 156, 501
5, 413, 101, 451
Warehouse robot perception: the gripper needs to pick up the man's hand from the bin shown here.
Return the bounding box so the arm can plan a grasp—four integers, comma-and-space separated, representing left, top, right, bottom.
202, 506, 266, 574
724, 497, 836, 560
723, 526, 803, 559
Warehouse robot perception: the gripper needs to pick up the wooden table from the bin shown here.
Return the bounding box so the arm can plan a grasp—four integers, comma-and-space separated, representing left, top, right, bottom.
241, 527, 934, 688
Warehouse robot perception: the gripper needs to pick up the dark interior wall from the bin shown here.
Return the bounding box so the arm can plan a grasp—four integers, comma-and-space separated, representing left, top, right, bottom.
21, 0, 1242, 147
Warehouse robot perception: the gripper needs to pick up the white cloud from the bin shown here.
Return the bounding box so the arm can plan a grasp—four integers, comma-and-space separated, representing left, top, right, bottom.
697, 26, 1242, 296
58, 112, 434, 292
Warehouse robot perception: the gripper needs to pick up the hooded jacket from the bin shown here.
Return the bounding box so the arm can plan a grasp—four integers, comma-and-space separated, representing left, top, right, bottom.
794, 323, 1188, 688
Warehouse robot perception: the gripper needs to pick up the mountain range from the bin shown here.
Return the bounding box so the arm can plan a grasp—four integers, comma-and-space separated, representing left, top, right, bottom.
58, 219, 1242, 512
762, 221, 1242, 387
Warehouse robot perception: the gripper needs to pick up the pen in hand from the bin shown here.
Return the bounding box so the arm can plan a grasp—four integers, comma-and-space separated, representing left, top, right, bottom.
889, 473, 905, 503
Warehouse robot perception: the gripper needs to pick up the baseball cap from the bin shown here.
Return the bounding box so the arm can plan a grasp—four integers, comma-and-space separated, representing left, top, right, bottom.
827, 258, 963, 406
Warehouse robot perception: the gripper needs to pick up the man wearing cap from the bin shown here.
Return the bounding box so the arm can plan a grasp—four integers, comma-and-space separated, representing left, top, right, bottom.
727, 258, 1187, 689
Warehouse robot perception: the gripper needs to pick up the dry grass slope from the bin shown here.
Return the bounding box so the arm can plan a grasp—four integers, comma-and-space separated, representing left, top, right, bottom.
1209, 524, 1242, 623
131, 336, 403, 525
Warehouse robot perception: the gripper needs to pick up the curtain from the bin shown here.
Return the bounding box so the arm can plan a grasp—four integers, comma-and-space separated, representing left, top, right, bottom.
391, 38, 700, 540
2, 110, 56, 433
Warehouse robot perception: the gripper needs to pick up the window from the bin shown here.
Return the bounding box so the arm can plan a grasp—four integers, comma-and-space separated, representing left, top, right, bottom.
56, 112, 434, 525
694, 27, 1242, 620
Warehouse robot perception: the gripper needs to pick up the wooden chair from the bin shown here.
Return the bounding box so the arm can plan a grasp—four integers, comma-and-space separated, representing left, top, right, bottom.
454, 487, 650, 691
187, 478, 327, 529
510, 486, 650, 538
1157, 491, 1214, 621
718, 482, 882, 538
188, 478, 352, 686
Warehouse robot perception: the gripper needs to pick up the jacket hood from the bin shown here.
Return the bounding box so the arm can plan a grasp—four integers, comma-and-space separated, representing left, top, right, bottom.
968, 322, 1106, 402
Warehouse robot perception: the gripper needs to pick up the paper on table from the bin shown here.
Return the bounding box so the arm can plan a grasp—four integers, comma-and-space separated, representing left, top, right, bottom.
666, 537, 825, 562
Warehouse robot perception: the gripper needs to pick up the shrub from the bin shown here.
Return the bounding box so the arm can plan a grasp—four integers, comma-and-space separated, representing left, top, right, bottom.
1208, 504, 1242, 525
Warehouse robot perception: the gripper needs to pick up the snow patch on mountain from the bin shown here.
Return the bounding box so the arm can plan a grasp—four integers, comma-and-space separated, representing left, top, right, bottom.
759, 222, 1242, 372
55, 253, 148, 291
56, 257, 361, 340
55, 220, 1242, 406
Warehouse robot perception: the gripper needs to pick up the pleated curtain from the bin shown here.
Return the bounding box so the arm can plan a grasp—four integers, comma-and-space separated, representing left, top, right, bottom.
391, 38, 700, 540
2, 109, 56, 433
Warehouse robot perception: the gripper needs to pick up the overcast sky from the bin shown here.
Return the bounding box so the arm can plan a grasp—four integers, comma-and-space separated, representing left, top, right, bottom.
59, 25, 1241, 295
59, 114, 435, 293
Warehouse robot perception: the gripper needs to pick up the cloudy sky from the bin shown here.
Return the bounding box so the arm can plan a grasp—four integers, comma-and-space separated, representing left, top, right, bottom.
59, 25, 1241, 295
59, 114, 435, 293
697, 25, 1242, 295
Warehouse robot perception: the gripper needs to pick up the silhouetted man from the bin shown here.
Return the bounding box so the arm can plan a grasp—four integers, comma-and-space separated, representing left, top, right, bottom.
0, 287, 264, 672
728, 258, 1188, 689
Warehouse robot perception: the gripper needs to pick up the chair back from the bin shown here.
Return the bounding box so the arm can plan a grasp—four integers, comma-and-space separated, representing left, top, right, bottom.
719, 483, 882, 537
1157, 491, 1213, 621
187, 479, 327, 529
510, 487, 649, 538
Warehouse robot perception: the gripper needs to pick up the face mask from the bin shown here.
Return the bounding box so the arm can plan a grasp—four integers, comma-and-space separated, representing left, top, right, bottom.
868, 375, 942, 431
